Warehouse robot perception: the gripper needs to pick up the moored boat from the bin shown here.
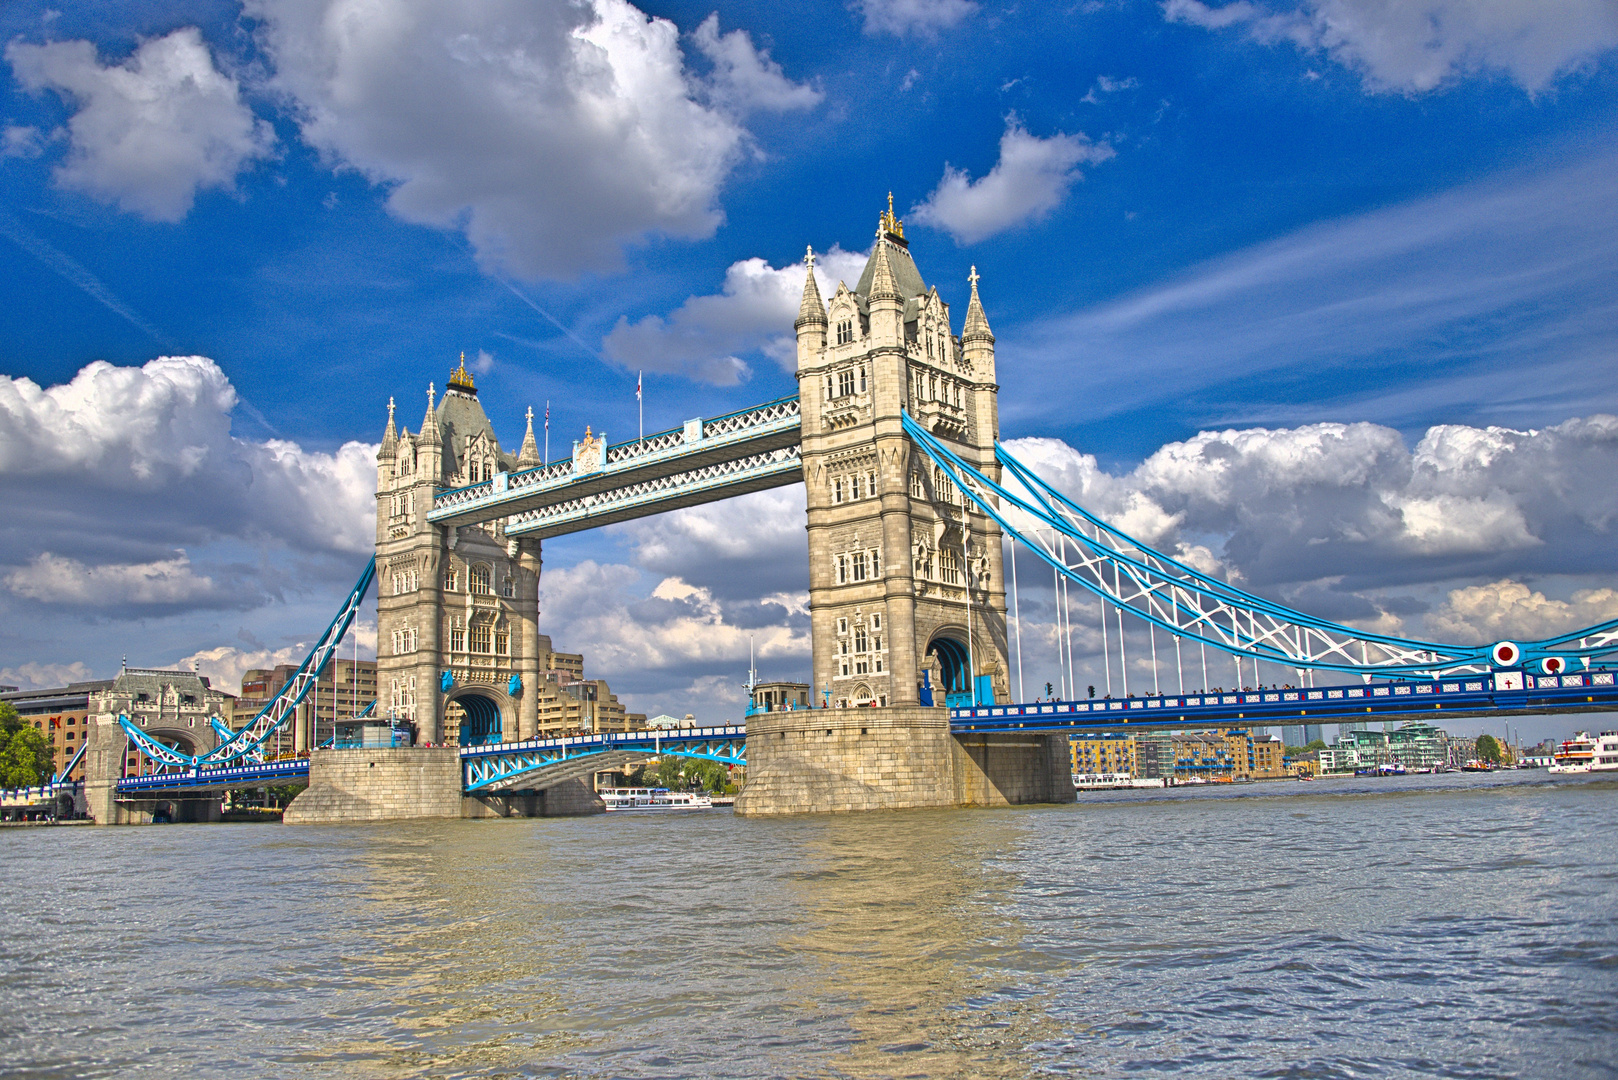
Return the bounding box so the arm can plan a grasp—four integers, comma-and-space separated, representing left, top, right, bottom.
599, 787, 714, 811
1549, 731, 1618, 774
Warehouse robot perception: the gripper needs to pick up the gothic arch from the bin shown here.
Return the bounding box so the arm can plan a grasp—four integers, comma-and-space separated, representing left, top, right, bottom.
444, 683, 518, 746
925, 631, 972, 697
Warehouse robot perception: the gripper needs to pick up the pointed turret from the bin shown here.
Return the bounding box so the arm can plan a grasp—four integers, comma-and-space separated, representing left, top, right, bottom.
795, 246, 828, 369
867, 233, 902, 303
419, 383, 440, 444
795, 246, 827, 329
517, 406, 541, 467
378, 396, 398, 461
865, 228, 904, 348
962, 266, 996, 390
962, 265, 994, 344
413, 382, 444, 483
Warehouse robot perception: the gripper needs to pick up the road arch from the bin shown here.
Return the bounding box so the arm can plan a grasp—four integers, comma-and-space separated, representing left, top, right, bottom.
444, 685, 517, 746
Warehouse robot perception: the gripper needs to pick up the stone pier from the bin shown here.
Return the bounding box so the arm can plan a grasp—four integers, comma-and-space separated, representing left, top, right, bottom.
283, 747, 602, 824
734, 705, 1074, 816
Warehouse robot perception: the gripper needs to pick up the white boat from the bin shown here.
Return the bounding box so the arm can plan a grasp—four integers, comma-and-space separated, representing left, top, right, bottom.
599, 787, 714, 811
1549, 731, 1618, 774
1073, 772, 1166, 790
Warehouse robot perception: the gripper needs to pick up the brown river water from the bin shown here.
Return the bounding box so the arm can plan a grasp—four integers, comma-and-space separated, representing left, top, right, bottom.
2, 769, 1615, 1079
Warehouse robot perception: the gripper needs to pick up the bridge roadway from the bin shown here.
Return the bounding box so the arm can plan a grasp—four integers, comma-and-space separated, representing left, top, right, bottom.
426, 396, 801, 536
949, 669, 1618, 733
88, 669, 1616, 799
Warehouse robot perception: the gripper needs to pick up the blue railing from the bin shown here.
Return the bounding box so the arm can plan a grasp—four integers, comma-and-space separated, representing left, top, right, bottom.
115, 758, 310, 793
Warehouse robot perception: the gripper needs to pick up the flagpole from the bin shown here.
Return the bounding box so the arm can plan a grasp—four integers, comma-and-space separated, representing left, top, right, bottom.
544, 400, 550, 464
638, 371, 644, 443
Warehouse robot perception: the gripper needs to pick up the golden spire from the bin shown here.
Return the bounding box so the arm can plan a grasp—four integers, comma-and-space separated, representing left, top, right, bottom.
879, 191, 904, 240
448, 350, 476, 393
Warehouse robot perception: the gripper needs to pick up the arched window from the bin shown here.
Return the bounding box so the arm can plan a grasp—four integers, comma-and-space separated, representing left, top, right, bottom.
470, 564, 493, 595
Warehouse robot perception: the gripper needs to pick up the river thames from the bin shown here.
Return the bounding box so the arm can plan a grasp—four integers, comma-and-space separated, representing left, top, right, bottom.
2, 770, 1614, 1079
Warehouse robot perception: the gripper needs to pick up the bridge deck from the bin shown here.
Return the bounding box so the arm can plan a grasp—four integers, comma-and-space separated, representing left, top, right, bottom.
89, 671, 1612, 798
116, 758, 311, 794
950, 670, 1618, 733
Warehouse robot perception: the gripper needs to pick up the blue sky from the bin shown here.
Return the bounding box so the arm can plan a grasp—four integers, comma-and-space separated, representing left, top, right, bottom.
1, 0, 1615, 743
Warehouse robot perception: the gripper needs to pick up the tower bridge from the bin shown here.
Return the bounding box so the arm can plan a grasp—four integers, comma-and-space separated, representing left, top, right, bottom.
39, 198, 1618, 823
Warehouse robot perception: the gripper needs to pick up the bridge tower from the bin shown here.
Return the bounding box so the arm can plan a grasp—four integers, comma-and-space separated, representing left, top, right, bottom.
375, 358, 544, 746
796, 199, 1010, 710
736, 200, 1068, 815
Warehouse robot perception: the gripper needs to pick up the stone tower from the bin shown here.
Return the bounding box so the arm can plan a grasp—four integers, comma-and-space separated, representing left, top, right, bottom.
795, 199, 1010, 709
375, 357, 545, 745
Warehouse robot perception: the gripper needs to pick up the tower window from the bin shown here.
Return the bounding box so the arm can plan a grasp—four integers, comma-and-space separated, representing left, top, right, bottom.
470, 564, 493, 595
837, 369, 855, 397
837, 319, 853, 345
832, 477, 843, 503
444, 568, 459, 592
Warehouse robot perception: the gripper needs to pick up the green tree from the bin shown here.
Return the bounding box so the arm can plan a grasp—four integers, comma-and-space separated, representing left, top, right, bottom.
647, 756, 731, 793
0, 702, 56, 787
1475, 734, 1503, 763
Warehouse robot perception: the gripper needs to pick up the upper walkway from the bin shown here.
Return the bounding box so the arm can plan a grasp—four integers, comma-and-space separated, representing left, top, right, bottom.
427, 396, 801, 536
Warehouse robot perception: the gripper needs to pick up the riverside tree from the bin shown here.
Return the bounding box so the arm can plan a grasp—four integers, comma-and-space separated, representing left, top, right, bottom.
0, 702, 56, 787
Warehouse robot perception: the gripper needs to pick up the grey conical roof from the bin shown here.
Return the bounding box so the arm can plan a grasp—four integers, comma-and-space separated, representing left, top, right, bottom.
795, 249, 828, 328
962, 266, 994, 342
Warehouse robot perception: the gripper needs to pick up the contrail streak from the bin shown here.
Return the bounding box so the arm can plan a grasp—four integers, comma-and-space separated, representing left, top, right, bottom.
0, 211, 176, 349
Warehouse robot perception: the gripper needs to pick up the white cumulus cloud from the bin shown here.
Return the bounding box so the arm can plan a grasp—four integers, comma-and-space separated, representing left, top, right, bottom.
1429, 580, 1618, 644
689, 13, 822, 114
856, 0, 979, 37
0, 356, 378, 603
6, 28, 275, 221
1162, 0, 1618, 94
910, 120, 1114, 245
0, 660, 96, 691
248, 0, 813, 279
602, 245, 868, 382
3, 551, 229, 608
1003, 412, 1618, 625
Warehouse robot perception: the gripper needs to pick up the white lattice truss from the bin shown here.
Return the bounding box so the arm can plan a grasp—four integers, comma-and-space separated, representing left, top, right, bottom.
903, 414, 1618, 679
505, 446, 802, 538
431, 396, 802, 521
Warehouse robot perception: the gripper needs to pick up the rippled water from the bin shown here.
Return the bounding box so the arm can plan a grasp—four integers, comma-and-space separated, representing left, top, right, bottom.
3, 770, 1615, 1079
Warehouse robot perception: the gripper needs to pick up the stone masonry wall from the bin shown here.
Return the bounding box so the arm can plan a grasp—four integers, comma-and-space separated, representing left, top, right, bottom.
736, 705, 1077, 815
951, 733, 1076, 808
285, 747, 463, 824
735, 705, 958, 815
462, 778, 603, 817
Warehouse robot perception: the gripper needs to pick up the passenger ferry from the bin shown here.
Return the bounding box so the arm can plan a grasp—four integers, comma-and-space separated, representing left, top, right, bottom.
599, 787, 714, 811
1549, 732, 1618, 774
